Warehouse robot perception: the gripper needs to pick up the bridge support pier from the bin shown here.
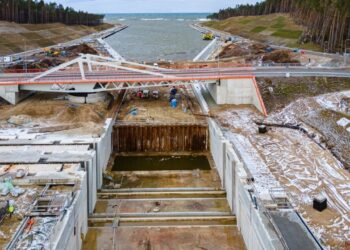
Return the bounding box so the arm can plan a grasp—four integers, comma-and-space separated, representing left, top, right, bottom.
0, 86, 32, 105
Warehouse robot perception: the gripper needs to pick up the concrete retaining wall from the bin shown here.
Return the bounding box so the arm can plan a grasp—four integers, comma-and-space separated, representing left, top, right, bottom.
208, 119, 283, 250
0, 86, 32, 105
86, 92, 107, 104
86, 155, 97, 214
193, 38, 220, 62
97, 38, 125, 61
95, 118, 113, 188
207, 77, 267, 116
51, 173, 88, 250
67, 93, 107, 104
208, 119, 226, 187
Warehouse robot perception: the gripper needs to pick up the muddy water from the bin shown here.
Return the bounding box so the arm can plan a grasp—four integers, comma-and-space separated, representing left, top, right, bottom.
112, 155, 211, 171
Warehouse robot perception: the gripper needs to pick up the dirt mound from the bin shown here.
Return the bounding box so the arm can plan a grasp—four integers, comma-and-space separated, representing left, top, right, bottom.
66, 43, 98, 55
6, 58, 64, 70
249, 43, 269, 54
217, 44, 250, 58
262, 50, 299, 64
55, 104, 106, 124
36, 58, 65, 68
0, 93, 109, 127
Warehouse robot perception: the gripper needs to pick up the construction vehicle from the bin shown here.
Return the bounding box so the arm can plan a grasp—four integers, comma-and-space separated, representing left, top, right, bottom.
52, 51, 60, 57
202, 33, 214, 40
43, 48, 62, 57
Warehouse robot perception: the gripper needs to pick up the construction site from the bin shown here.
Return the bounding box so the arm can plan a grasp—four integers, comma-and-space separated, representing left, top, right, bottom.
0, 20, 349, 250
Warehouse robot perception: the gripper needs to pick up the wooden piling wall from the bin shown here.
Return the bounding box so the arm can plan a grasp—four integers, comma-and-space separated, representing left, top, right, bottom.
113, 123, 208, 153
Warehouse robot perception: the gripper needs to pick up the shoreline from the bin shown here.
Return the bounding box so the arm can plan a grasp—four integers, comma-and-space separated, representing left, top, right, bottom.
197, 21, 342, 60
3, 23, 128, 60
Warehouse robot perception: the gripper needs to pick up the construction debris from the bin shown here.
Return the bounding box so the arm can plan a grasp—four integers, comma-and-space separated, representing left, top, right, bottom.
262, 50, 299, 64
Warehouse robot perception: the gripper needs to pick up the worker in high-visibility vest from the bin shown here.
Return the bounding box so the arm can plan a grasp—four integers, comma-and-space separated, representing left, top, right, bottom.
7, 200, 14, 218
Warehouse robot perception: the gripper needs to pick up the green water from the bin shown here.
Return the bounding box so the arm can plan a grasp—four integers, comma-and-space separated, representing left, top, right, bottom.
113, 155, 210, 171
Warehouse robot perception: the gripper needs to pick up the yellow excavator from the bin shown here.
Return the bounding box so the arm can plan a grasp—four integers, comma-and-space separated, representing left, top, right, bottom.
202, 32, 214, 40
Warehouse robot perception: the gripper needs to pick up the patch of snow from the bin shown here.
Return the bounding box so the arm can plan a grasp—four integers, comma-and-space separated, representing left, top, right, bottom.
215, 104, 350, 247
336, 117, 350, 127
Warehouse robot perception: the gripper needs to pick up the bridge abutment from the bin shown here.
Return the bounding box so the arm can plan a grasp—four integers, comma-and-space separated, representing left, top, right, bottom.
0, 86, 32, 105
207, 77, 267, 115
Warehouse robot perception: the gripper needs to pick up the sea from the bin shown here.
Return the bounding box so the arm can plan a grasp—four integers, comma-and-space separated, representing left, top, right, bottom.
104, 13, 211, 62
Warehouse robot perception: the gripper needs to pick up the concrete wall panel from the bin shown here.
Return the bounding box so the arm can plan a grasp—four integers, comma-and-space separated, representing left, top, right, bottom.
208, 119, 283, 250
207, 78, 267, 116
53, 173, 88, 250
95, 119, 113, 188
208, 119, 225, 185
86, 92, 107, 104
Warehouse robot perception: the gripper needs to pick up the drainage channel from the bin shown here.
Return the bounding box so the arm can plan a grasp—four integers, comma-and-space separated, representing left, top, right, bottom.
83, 152, 244, 249
82, 74, 247, 248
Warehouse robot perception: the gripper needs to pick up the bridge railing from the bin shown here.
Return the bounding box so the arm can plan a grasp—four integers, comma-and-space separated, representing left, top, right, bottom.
253, 61, 347, 68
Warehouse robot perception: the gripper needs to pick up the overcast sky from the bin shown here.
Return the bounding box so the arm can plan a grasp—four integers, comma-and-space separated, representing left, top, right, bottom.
53, 0, 260, 14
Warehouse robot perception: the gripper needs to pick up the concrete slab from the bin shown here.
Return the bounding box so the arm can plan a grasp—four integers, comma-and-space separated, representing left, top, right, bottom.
83, 226, 245, 250
94, 198, 231, 214
270, 211, 321, 250
105, 170, 222, 189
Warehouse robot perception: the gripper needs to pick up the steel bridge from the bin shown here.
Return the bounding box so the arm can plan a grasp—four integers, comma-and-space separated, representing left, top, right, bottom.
0, 54, 349, 94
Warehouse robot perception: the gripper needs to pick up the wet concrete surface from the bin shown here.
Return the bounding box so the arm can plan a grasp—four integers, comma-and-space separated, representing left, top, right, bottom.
112, 155, 211, 171
94, 198, 231, 214
270, 211, 321, 250
83, 226, 245, 250
105, 170, 222, 189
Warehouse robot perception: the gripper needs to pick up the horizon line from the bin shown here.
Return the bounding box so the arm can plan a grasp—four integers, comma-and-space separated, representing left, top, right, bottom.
101, 12, 212, 14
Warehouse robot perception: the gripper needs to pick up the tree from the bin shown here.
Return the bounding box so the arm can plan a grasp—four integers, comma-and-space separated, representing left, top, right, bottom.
0, 0, 105, 26
207, 0, 350, 52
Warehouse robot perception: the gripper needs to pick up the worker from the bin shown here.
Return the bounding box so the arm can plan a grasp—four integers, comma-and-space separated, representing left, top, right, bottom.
169, 87, 177, 102
7, 200, 14, 218
170, 86, 177, 96
170, 98, 177, 108
25, 217, 35, 232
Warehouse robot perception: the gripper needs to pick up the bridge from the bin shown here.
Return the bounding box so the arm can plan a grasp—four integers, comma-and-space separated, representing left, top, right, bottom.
0, 54, 349, 104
